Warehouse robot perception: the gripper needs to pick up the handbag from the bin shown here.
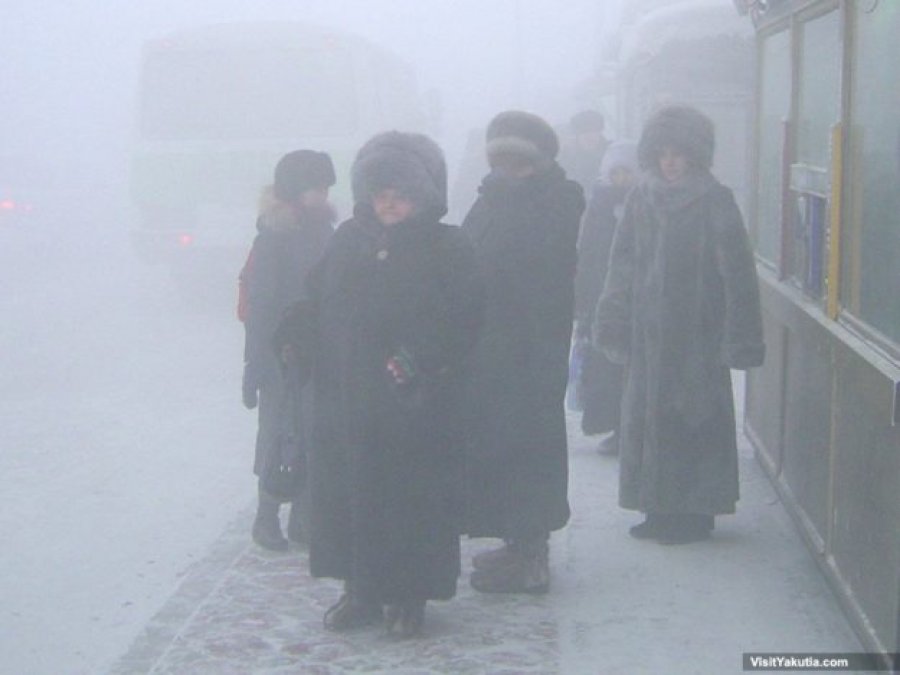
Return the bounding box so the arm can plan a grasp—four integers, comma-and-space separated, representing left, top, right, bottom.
262, 367, 306, 502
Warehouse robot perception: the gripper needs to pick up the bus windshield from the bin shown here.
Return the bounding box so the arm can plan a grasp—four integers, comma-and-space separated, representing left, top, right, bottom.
139, 46, 358, 141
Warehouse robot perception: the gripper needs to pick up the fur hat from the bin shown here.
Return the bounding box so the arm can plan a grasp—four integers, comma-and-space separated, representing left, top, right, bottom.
273, 150, 336, 203
351, 131, 447, 215
600, 140, 638, 184
570, 109, 606, 134
637, 105, 715, 171
485, 110, 559, 166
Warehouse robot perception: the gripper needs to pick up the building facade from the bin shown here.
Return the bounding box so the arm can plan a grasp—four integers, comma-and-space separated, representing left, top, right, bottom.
742, 0, 900, 659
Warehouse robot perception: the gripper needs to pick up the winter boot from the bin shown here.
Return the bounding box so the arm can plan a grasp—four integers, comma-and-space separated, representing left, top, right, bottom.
384, 599, 426, 639
472, 540, 516, 571
252, 490, 288, 552
628, 513, 665, 540
323, 583, 382, 632
658, 514, 713, 546
470, 537, 549, 594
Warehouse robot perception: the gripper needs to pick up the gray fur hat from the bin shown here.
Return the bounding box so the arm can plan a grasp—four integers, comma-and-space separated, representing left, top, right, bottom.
351, 131, 447, 215
485, 110, 559, 165
637, 105, 715, 171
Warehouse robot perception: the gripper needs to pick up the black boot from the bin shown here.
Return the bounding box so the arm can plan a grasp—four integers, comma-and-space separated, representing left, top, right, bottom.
628, 513, 665, 539
323, 582, 382, 632
657, 514, 713, 545
252, 488, 288, 552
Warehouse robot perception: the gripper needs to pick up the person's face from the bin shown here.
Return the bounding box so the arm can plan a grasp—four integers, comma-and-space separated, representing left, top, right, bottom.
610, 166, 635, 188
298, 186, 330, 208
491, 154, 536, 178
372, 189, 417, 226
658, 146, 688, 183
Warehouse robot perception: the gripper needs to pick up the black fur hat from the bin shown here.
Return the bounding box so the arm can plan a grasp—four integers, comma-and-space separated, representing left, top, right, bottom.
273, 150, 336, 202
351, 131, 447, 215
637, 105, 715, 171
485, 110, 559, 165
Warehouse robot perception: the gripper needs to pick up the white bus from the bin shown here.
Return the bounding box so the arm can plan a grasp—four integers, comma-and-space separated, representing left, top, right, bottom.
130, 22, 428, 294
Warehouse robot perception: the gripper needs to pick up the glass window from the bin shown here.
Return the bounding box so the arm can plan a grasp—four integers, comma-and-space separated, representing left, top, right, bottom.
755, 30, 791, 262
787, 10, 841, 299
844, 3, 900, 345
796, 12, 841, 169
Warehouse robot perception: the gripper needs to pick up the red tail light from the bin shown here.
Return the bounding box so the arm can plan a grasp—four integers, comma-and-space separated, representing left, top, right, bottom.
178, 234, 194, 247
0, 199, 15, 211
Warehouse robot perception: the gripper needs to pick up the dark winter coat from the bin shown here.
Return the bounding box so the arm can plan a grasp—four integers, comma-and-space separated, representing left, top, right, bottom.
575, 181, 630, 435
243, 191, 333, 482
594, 170, 764, 515
304, 206, 483, 602
462, 164, 585, 539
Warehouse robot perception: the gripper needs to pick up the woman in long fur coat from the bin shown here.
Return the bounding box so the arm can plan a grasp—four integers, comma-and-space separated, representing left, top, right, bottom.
296, 132, 484, 637
594, 106, 765, 545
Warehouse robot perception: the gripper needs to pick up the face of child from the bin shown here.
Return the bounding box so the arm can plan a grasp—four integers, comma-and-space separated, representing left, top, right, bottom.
372, 188, 417, 226
610, 166, 635, 188
658, 146, 689, 183
298, 187, 330, 208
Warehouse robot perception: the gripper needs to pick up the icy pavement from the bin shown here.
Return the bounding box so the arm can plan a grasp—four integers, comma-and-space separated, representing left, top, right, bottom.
109, 404, 864, 674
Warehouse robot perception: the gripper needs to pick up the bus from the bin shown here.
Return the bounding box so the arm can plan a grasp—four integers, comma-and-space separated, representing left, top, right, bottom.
129, 22, 428, 295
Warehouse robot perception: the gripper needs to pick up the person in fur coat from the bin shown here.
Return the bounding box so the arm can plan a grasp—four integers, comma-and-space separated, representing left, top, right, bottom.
462, 111, 585, 594
293, 132, 484, 637
574, 140, 639, 454
594, 105, 765, 545
241, 150, 336, 551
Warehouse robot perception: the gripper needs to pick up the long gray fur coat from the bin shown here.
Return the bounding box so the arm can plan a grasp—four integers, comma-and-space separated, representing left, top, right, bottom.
594, 170, 764, 515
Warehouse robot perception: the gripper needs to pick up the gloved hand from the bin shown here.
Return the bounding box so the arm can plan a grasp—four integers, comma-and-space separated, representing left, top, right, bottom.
386, 348, 417, 386
242, 363, 259, 409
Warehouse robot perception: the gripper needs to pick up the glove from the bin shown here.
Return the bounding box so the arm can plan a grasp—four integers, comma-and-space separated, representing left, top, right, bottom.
386, 348, 417, 386
242, 363, 259, 410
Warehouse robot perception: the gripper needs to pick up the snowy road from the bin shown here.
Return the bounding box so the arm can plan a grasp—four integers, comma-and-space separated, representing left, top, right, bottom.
0, 195, 257, 674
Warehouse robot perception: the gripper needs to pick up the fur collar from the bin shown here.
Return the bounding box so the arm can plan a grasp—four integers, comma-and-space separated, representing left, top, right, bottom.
256, 185, 335, 233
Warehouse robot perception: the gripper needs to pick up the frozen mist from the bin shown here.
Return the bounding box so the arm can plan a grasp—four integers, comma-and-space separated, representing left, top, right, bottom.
0, 1, 869, 673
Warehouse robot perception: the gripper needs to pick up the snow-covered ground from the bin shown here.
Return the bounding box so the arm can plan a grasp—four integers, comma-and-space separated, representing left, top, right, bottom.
104, 379, 864, 675
0, 195, 257, 674
0, 195, 863, 674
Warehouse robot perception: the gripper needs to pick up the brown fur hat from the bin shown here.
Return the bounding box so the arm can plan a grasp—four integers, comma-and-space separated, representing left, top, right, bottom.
637, 105, 715, 171
485, 110, 559, 166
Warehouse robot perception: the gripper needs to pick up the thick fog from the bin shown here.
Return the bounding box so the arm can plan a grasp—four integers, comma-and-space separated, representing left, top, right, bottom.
1, 1, 621, 672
